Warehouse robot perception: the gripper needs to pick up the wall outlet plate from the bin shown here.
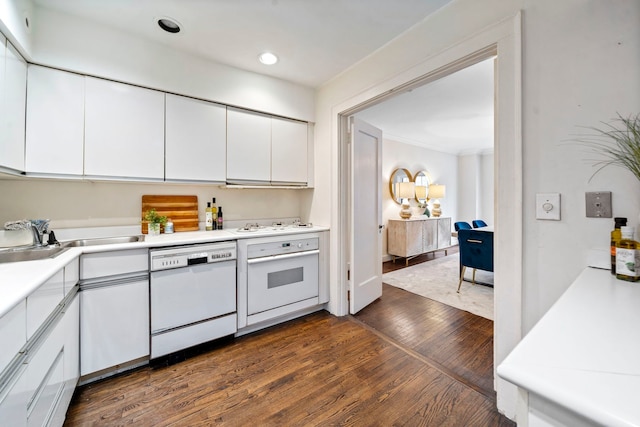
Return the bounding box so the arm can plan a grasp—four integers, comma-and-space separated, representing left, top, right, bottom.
536, 193, 561, 220
585, 191, 612, 218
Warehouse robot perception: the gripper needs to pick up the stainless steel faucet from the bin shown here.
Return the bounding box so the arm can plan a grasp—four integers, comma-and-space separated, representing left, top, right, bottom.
29, 219, 50, 247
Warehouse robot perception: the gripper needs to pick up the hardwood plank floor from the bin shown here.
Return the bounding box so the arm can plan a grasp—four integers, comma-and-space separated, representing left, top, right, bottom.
65, 248, 514, 426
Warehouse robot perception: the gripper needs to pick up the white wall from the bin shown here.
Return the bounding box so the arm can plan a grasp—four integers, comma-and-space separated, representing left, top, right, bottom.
381, 138, 457, 259
457, 151, 494, 226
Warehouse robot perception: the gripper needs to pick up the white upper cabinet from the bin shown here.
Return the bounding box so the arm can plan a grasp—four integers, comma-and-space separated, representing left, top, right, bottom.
226, 107, 272, 184
25, 65, 85, 176
0, 41, 27, 172
227, 108, 310, 186
84, 77, 164, 180
271, 117, 308, 185
165, 94, 226, 182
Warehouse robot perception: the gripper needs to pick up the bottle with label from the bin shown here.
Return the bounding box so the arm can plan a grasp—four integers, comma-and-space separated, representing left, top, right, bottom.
217, 206, 223, 230
611, 217, 627, 274
211, 197, 218, 230
616, 226, 639, 282
165, 218, 174, 234
205, 202, 213, 231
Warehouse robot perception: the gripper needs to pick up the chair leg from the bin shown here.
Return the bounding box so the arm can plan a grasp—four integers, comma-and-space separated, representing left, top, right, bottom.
472, 269, 477, 285
457, 266, 466, 293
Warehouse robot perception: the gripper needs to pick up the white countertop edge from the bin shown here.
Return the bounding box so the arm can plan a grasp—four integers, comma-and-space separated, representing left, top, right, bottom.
497, 267, 640, 427
0, 226, 329, 318
497, 363, 638, 427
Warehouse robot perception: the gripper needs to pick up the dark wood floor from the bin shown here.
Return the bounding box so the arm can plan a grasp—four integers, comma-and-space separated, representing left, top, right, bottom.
65, 249, 514, 426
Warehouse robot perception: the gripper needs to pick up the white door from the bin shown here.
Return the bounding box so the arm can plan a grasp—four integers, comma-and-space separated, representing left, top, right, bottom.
349, 117, 383, 314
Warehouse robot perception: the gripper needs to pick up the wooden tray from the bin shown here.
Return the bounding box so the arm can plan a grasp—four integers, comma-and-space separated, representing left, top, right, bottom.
141, 195, 199, 233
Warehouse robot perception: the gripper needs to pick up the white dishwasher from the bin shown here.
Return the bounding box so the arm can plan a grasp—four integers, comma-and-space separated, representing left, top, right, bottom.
149, 241, 237, 359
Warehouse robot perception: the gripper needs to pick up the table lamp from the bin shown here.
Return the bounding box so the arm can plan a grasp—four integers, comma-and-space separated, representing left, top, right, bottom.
429, 184, 446, 217
398, 181, 415, 219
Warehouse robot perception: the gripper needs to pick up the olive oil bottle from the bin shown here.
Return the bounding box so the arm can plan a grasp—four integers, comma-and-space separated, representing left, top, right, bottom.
205, 202, 213, 231
616, 226, 639, 282
611, 217, 628, 275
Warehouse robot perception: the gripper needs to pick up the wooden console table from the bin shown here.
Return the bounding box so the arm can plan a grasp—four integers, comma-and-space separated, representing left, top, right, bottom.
387, 217, 452, 265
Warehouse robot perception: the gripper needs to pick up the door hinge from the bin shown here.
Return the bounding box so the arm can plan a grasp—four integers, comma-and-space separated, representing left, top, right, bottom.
347, 290, 350, 302
347, 269, 350, 281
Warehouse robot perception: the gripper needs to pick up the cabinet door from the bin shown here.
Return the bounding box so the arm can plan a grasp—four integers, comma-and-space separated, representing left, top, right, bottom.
0, 363, 27, 427
423, 220, 438, 252
0, 42, 26, 172
0, 301, 26, 372
84, 77, 164, 179
387, 220, 423, 258
437, 217, 452, 248
226, 107, 271, 183
165, 94, 226, 182
25, 313, 65, 427
80, 279, 149, 375
56, 295, 79, 426
271, 117, 308, 184
25, 66, 85, 176
26, 269, 64, 339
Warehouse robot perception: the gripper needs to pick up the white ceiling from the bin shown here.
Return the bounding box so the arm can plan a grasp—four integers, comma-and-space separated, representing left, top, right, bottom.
33, 0, 452, 88
32, 0, 493, 154
356, 58, 495, 155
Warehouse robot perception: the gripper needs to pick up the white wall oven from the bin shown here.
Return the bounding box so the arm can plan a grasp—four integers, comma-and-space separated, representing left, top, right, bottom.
237, 234, 320, 332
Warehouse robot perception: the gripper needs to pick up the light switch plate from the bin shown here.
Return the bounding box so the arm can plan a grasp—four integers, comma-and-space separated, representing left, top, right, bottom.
585, 191, 612, 218
536, 193, 561, 220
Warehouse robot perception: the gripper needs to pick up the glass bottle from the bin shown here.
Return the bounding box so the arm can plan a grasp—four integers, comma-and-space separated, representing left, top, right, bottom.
616, 226, 639, 282
611, 217, 627, 275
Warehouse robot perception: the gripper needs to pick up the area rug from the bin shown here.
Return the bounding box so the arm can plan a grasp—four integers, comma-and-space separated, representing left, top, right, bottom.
383, 253, 494, 320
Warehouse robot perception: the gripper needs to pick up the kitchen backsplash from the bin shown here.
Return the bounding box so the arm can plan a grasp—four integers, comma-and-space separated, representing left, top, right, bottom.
0, 178, 312, 230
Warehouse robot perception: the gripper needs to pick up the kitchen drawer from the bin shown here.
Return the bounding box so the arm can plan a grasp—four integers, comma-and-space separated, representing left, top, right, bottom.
80, 249, 148, 280
26, 269, 64, 339
0, 301, 26, 373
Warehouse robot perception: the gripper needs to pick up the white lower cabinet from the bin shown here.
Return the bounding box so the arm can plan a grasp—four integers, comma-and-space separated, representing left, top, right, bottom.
0, 363, 27, 427
80, 278, 149, 377
26, 322, 64, 427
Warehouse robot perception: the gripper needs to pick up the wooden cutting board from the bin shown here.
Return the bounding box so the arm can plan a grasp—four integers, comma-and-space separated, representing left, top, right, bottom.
141, 195, 199, 233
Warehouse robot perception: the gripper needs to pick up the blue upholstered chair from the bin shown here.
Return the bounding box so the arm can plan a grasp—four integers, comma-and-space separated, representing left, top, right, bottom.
457, 229, 494, 293
454, 221, 471, 232
472, 219, 488, 228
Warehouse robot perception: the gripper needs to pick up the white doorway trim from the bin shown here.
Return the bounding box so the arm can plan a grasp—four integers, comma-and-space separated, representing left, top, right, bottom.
331, 13, 522, 420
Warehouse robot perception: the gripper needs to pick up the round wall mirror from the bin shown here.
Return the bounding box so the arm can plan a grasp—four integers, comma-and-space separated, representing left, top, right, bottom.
414, 170, 432, 204
389, 168, 412, 204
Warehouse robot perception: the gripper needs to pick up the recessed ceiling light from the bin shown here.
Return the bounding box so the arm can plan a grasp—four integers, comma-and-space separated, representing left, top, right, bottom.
157, 17, 181, 34
258, 52, 278, 65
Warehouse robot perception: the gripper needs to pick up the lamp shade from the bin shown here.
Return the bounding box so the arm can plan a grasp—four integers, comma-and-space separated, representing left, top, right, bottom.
414, 185, 427, 200
429, 184, 446, 199
398, 181, 415, 199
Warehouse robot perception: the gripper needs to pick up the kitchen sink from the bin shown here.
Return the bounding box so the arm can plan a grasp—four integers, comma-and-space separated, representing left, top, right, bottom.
0, 244, 71, 264
63, 235, 145, 247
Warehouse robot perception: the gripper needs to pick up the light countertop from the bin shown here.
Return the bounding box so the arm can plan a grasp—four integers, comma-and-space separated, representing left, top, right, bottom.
0, 226, 328, 318
497, 267, 640, 427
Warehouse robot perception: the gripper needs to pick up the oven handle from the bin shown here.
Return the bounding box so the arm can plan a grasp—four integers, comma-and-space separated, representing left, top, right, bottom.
247, 249, 319, 265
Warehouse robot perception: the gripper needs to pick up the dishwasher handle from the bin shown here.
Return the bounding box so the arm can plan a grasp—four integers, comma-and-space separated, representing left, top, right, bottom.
247, 249, 319, 265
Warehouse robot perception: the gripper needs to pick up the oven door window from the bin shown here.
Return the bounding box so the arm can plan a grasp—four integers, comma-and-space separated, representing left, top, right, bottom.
247, 252, 319, 315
